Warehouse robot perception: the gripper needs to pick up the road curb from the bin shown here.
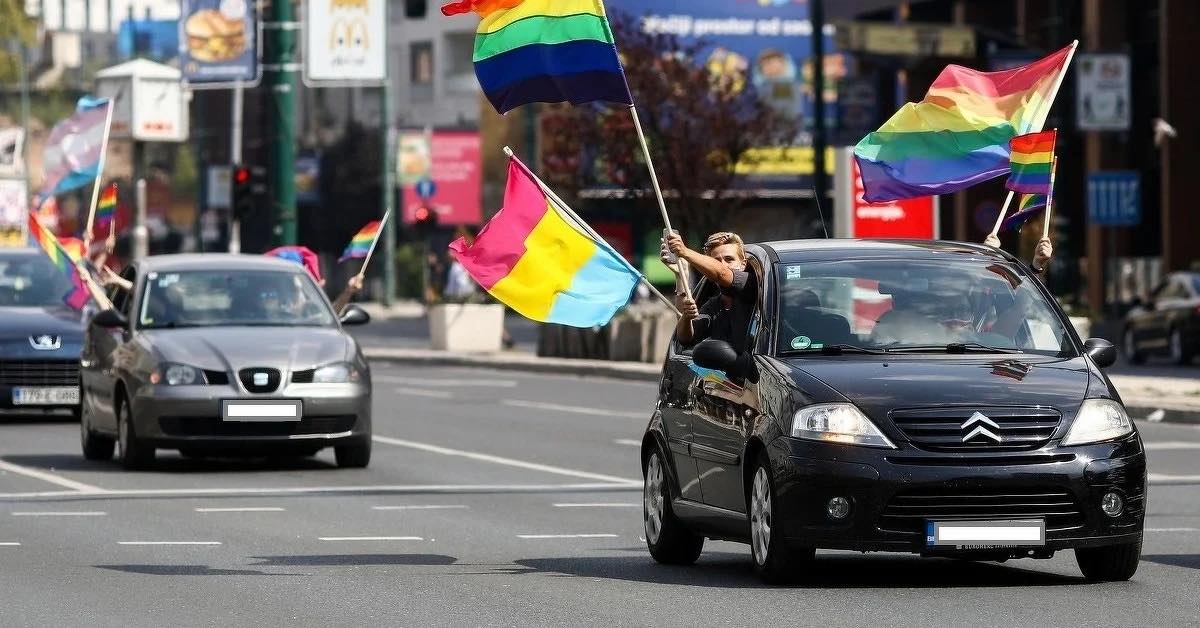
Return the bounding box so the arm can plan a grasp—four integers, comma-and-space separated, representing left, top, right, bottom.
1128, 406, 1200, 425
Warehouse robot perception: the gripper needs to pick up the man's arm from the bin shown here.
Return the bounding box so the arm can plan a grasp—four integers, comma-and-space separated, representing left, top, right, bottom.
665, 234, 736, 289
331, 275, 364, 315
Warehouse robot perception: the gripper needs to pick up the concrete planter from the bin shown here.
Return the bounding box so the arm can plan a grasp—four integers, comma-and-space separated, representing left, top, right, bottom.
429, 303, 505, 353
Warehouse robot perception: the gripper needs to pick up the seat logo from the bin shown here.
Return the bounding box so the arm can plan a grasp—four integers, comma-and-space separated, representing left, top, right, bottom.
29, 335, 61, 351
253, 372, 269, 387
961, 412, 1002, 443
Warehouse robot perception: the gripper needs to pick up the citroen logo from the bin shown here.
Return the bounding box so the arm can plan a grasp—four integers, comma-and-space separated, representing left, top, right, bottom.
29, 334, 61, 351
961, 412, 1002, 443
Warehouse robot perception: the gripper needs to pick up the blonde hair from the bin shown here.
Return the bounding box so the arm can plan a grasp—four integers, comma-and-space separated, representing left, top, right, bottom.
703, 232, 746, 259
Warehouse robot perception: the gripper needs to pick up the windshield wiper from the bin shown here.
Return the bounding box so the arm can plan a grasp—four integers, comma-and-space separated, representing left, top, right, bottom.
780, 344, 889, 356
884, 342, 1022, 354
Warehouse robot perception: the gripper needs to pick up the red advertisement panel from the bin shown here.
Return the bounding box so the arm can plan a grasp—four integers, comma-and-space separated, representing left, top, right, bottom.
851, 159, 937, 239
402, 130, 482, 226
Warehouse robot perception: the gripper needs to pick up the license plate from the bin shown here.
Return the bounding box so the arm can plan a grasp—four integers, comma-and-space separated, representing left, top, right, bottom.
12, 387, 79, 405
221, 400, 302, 422
926, 520, 1046, 548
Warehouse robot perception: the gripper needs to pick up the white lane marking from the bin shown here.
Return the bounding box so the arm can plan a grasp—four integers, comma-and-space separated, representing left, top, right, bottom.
11, 511, 106, 517
1144, 441, 1200, 450
0, 459, 106, 494
118, 541, 221, 546
318, 536, 424, 542
394, 387, 453, 399
373, 375, 516, 388
501, 399, 645, 419
613, 439, 641, 447
553, 503, 640, 508
0, 542, 20, 546
1149, 473, 1200, 484
1146, 528, 1199, 532
1145, 409, 1166, 423
194, 507, 285, 513
371, 435, 641, 486
371, 505, 468, 511
517, 534, 619, 539
0, 482, 637, 500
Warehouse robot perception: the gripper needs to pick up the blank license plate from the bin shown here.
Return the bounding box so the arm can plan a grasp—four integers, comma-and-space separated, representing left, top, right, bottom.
12, 387, 79, 405
927, 520, 1045, 548
221, 400, 302, 422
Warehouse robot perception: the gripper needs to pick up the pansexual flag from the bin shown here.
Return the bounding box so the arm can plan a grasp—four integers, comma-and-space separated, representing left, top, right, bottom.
854, 45, 1072, 202
40, 97, 111, 197
96, 183, 117, 228
339, 221, 382, 263
1002, 194, 1048, 231
448, 158, 639, 327
28, 212, 89, 309
445, 0, 634, 114
1006, 130, 1056, 194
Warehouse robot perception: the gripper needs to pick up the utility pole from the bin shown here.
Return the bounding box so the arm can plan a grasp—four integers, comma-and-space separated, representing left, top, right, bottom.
266, 0, 298, 246
380, 67, 396, 306
229, 81, 244, 253
16, 41, 32, 213
810, 0, 828, 223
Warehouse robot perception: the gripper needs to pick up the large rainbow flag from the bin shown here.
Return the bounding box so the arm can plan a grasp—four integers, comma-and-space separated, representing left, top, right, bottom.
448, 157, 639, 327
444, 0, 633, 114
28, 212, 90, 309
854, 45, 1073, 202
1006, 130, 1056, 194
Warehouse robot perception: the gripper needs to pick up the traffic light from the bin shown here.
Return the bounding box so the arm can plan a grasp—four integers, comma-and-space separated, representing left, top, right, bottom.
231, 164, 267, 220
414, 205, 438, 236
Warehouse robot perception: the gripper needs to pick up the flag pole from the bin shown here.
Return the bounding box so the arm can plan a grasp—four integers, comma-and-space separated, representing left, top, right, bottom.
504, 146, 681, 317
83, 100, 115, 253
988, 191, 1016, 243
628, 105, 692, 301
355, 208, 392, 281
1042, 155, 1059, 240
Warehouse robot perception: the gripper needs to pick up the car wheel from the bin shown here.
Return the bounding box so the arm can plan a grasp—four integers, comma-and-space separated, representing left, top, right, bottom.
1169, 329, 1191, 365
1123, 329, 1145, 365
79, 399, 114, 461
334, 439, 371, 468
750, 452, 814, 584
117, 397, 155, 470
643, 447, 704, 565
1076, 538, 1141, 582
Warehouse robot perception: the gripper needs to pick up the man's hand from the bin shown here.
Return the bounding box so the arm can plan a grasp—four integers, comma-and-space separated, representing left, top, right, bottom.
1033, 237, 1053, 270
347, 274, 364, 293
677, 295, 698, 321
984, 233, 1001, 248
666, 233, 691, 259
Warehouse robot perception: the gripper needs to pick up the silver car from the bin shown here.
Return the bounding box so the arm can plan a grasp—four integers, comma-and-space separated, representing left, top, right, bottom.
80, 254, 372, 469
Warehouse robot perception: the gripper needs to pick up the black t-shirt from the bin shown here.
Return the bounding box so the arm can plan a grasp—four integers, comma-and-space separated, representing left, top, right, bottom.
691, 268, 757, 353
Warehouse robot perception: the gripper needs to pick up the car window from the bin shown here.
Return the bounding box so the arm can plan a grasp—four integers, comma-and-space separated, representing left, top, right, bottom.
1191, 276, 1200, 296
1159, 279, 1189, 302
137, 269, 335, 329
0, 254, 76, 307
775, 259, 1073, 357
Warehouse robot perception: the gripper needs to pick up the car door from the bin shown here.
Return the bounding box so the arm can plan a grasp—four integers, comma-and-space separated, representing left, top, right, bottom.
660, 333, 704, 502
86, 267, 138, 431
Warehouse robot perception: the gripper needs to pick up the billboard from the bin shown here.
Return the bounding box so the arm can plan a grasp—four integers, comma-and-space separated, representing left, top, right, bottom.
1077, 53, 1131, 132
401, 131, 481, 227
305, 0, 387, 83
180, 0, 257, 83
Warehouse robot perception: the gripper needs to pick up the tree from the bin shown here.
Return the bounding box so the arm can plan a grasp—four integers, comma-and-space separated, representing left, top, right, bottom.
0, 0, 36, 84
539, 12, 798, 238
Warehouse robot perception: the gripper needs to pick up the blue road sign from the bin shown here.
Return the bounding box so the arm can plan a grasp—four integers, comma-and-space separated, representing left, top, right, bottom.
1087, 171, 1140, 227
415, 178, 437, 200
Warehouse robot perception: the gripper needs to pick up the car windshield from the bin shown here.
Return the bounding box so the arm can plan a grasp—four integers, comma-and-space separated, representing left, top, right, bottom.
775, 259, 1073, 357
0, 253, 77, 307
138, 269, 335, 329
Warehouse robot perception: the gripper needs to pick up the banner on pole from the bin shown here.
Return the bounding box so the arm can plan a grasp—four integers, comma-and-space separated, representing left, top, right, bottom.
180, 0, 258, 83
304, 0, 387, 83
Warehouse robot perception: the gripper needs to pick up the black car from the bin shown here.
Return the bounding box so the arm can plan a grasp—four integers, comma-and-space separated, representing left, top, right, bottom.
0, 249, 85, 418
641, 240, 1145, 584
1122, 271, 1200, 365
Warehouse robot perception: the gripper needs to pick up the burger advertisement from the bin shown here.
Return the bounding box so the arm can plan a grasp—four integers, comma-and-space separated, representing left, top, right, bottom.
180, 0, 257, 83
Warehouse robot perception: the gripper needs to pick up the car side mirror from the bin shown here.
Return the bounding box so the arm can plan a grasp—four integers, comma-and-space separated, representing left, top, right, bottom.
339, 304, 371, 326
90, 308, 128, 329
692, 338, 739, 373
1084, 338, 1117, 369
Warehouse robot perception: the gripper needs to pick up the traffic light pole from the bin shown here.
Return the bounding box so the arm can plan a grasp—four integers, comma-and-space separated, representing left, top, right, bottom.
381, 45, 396, 306
266, 0, 298, 247
229, 80, 243, 253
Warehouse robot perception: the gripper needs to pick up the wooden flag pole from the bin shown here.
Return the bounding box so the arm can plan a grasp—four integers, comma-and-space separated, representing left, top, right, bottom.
504, 147, 681, 317
988, 191, 1016, 244
1042, 155, 1059, 240
355, 208, 392, 281
82, 100, 115, 253
628, 105, 692, 301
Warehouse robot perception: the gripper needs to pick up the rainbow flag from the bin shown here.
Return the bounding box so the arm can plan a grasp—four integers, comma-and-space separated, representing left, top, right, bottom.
448, 157, 639, 327
28, 212, 89, 309
854, 45, 1073, 202
1006, 130, 1056, 194
1002, 194, 1048, 231
445, 0, 634, 114
96, 183, 117, 228
339, 221, 382, 263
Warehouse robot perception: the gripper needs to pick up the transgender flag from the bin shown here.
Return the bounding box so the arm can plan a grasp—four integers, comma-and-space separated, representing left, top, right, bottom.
40, 97, 111, 197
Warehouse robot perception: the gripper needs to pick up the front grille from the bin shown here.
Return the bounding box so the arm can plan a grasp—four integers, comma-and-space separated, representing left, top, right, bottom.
291, 369, 314, 384
203, 370, 230, 385
890, 407, 1061, 452
0, 360, 79, 386
159, 415, 356, 437
238, 368, 281, 393
879, 486, 1086, 534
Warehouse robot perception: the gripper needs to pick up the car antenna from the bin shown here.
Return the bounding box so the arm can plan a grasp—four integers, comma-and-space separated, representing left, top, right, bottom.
811, 183, 830, 238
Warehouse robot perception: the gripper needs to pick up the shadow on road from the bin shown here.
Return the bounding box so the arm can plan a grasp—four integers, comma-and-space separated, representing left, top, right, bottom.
95, 564, 307, 577
514, 553, 1086, 589
250, 554, 457, 567
1143, 554, 1200, 570
1, 453, 338, 474
0, 414, 77, 425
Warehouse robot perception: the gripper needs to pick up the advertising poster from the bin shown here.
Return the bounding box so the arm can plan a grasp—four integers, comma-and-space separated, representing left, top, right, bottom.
180, 0, 257, 83
0, 128, 23, 177
401, 131, 481, 226
1077, 53, 1131, 132
0, 179, 28, 247
305, 0, 387, 83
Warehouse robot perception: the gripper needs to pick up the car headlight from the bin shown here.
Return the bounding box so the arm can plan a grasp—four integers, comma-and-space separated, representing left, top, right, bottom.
791, 403, 896, 449
150, 363, 205, 386
1062, 399, 1134, 446
312, 362, 360, 384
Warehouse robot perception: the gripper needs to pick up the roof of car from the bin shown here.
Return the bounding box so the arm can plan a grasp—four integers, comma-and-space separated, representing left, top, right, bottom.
134, 254, 307, 273
0, 248, 46, 259
757, 239, 1012, 264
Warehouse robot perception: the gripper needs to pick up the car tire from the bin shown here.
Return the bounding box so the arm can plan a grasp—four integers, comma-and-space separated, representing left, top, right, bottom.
1169, 329, 1191, 366
750, 452, 814, 584
79, 400, 114, 461
1076, 538, 1141, 582
642, 446, 704, 565
1123, 329, 1145, 365
117, 396, 155, 470
334, 439, 371, 468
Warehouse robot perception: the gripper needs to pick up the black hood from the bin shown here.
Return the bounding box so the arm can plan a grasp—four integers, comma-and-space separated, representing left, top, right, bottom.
0, 306, 84, 359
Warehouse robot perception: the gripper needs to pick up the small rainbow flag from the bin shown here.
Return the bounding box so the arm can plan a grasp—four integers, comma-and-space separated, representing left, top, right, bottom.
1002, 193, 1048, 231
339, 221, 382, 263
448, 157, 639, 327
27, 212, 89, 309
445, 0, 634, 115
1006, 130, 1057, 194
96, 183, 117, 228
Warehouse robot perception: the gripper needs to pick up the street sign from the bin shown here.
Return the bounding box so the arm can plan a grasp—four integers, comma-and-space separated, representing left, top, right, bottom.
207, 165, 232, 209
1076, 54, 1130, 132
415, 178, 437, 200
304, 0, 387, 83
180, 0, 258, 84
1087, 171, 1140, 227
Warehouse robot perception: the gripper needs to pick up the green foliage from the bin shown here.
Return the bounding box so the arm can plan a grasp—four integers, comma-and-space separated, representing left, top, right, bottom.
392, 243, 425, 300
0, 0, 36, 84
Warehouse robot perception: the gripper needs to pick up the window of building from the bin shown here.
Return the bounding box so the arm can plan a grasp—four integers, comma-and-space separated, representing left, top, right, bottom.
445, 32, 477, 95
405, 0, 428, 19
410, 41, 434, 102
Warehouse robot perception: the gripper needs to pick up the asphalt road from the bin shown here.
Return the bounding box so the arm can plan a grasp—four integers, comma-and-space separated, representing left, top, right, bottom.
0, 363, 1198, 627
